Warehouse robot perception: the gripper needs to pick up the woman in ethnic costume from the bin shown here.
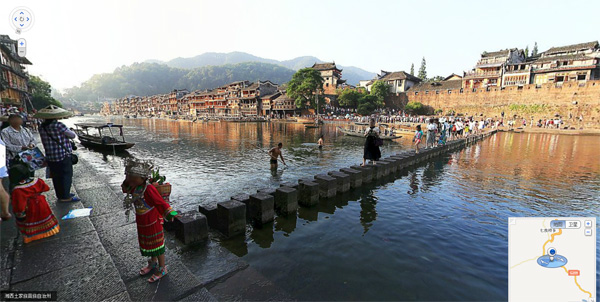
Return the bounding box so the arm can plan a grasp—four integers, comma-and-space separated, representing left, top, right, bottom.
10, 164, 60, 243
121, 159, 178, 283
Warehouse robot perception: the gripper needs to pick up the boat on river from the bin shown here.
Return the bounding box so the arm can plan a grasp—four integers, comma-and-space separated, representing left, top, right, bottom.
305, 125, 320, 129
337, 126, 402, 140
74, 123, 135, 151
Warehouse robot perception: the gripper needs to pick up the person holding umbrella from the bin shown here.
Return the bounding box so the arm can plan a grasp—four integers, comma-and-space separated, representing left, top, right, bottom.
34, 105, 80, 203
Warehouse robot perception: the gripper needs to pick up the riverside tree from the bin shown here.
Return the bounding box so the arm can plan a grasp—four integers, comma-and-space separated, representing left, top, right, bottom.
287, 68, 325, 110
29, 76, 63, 110
370, 80, 389, 108
337, 88, 366, 108
410, 63, 414, 75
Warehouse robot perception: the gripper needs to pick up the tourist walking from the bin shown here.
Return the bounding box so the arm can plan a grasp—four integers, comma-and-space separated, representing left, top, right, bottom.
121, 159, 179, 283
9, 164, 60, 243
426, 119, 437, 149
362, 118, 381, 166
268, 143, 287, 169
413, 125, 424, 154
35, 105, 80, 203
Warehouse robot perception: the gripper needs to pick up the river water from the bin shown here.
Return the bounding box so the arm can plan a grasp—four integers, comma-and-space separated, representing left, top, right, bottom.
65, 116, 600, 301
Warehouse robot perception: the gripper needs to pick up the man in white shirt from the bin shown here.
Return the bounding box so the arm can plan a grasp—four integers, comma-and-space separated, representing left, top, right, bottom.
456, 120, 464, 137
426, 120, 437, 148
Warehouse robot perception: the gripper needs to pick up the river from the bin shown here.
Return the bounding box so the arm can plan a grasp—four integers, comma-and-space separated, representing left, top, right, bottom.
64, 116, 600, 301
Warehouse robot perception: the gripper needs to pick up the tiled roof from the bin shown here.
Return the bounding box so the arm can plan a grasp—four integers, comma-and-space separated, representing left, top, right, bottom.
533, 53, 594, 64
312, 62, 341, 71
261, 92, 281, 99
379, 71, 422, 82
481, 49, 513, 58
409, 79, 463, 92
544, 41, 599, 55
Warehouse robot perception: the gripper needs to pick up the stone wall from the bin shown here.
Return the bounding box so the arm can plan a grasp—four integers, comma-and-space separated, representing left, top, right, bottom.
403, 80, 600, 128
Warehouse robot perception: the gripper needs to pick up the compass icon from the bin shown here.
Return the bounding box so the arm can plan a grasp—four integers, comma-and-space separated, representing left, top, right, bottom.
9, 7, 35, 34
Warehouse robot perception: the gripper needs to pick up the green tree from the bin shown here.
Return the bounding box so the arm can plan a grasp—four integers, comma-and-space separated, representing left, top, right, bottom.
404, 101, 426, 115
418, 57, 427, 80
287, 68, 325, 110
337, 88, 365, 108
410, 63, 414, 76
370, 80, 389, 108
532, 42, 539, 56
357, 94, 378, 115
524, 46, 529, 58
29, 75, 63, 110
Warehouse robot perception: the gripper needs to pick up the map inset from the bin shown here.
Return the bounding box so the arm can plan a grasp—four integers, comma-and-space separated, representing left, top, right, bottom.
509, 217, 596, 302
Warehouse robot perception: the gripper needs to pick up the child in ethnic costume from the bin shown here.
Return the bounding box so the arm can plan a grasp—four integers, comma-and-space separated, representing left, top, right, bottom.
10, 164, 60, 243
121, 159, 178, 283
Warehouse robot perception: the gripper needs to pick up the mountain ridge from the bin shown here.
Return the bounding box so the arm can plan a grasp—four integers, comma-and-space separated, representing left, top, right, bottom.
143, 51, 376, 85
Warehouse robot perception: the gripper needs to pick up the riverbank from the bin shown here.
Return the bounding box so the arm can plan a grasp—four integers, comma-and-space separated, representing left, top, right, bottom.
0, 140, 294, 301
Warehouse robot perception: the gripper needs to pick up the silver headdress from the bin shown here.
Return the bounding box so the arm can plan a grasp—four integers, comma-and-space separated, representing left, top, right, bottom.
122, 158, 153, 221
124, 158, 153, 178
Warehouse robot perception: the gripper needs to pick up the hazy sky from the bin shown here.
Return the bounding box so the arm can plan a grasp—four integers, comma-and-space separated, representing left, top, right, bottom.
2, 0, 599, 90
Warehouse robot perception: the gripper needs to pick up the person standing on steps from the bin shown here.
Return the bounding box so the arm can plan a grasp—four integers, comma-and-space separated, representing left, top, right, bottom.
362, 118, 381, 166
426, 119, 437, 149
121, 159, 179, 283
35, 105, 80, 203
317, 135, 324, 150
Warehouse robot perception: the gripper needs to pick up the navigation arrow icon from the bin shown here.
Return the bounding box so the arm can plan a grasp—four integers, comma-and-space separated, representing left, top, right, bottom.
14, 17, 17, 21
20, 12, 24, 15
19, 24, 23, 27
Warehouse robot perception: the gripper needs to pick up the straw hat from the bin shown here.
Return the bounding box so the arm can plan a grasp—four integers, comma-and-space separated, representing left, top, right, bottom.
33, 105, 73, 119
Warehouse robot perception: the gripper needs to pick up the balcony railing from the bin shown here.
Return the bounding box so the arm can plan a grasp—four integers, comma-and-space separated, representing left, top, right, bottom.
465, 70, 501, 78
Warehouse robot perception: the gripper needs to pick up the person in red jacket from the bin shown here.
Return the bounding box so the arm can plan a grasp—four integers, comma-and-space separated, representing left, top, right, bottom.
121, 159, 179, 283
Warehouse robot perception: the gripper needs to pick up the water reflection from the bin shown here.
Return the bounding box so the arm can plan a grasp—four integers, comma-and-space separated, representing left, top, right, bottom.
64, 117, 600, 301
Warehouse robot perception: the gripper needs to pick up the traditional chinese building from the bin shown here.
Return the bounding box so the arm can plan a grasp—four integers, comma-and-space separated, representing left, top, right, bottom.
168, 89, 189, 115
0, 35, 32, 107
311, 62, 346, 95
463, 48, 525, 89
530, 41, 600, 85
271, 90, 297, 118
365, 70, 422, 94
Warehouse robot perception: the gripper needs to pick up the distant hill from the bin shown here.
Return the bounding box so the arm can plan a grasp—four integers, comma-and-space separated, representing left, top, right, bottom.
152, 52, 375, 85
62, 62, 295, 102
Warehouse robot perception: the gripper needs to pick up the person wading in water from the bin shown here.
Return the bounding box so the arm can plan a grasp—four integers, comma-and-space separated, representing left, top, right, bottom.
268, 142, 287, 170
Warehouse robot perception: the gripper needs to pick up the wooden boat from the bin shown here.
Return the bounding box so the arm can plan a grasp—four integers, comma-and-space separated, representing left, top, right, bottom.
305, 125, 320, 129
74, 123, 135, 151
337, 126, 402, 140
